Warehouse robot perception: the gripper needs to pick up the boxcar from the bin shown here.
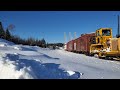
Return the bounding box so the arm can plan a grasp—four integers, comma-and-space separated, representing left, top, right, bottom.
66, 40, 74, 52
76, 33, 95, 55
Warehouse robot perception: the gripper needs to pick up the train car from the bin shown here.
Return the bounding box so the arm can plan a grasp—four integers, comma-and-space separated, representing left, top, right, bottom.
66, 40, 74, 52
76, 33, 95, 55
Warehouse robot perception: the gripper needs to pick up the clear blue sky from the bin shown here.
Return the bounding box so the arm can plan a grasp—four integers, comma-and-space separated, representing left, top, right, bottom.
0, 11, 120, 43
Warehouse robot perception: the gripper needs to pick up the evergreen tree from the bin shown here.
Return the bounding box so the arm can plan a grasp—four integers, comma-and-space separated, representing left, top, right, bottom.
41, 38, 46, 47
0, 22, 5, 39
6, 29, 11, 41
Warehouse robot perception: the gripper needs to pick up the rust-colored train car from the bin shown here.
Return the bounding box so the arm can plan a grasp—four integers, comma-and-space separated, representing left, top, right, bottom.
77, 33, 95, 54
66, 40, 74, 52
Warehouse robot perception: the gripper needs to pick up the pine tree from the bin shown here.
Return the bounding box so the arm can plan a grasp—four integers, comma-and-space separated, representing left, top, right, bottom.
41, 38, 46, 48
0, 22, 5, 39
6, 29, 11, 41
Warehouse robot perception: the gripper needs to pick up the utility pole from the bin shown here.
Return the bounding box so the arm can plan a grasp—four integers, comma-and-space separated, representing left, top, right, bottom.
64, 32, 67, 44
117, 15, 120, 38
74, 32, 76, 39
118, 15, 120, 38
69, 32, 72, 41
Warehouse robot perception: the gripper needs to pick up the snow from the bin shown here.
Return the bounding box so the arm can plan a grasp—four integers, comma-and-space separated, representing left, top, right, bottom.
0, 44, 6, 47
13, 46, 21, 50
87, 32, 95, 34
0, 38, 120, 79
93, 50, 99, 53
0, 38, 14, 46
106, 47, 110, 52
67, 71, 75, 76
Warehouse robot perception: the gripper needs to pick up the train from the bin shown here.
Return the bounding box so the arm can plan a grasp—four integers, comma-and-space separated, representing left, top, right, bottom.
65, 27, 120, 60
65, 15, 120, 60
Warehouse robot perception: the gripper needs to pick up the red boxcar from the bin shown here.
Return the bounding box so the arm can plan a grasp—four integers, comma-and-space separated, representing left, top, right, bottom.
76, 33, 95, 54
66, 40, 74, 52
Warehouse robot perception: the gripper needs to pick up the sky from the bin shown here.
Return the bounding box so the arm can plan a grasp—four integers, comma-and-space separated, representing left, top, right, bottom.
0, 11, 120, 43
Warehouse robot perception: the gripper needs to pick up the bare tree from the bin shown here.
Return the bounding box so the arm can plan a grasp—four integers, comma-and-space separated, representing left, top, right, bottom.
7, 24, 15, 31
6, 24, 15, 40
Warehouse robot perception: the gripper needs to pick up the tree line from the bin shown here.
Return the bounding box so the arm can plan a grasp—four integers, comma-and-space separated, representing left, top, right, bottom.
0, 22, 46, 48
0, 22, 64, 48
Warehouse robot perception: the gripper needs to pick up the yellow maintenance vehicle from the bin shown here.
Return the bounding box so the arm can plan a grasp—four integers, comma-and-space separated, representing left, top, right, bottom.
90, 15, 120, 60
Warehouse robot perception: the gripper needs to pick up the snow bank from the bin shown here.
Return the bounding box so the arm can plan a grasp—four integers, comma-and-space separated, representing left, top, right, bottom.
14, 46, 21, 50
0, 44, 6, 47
0, 53, 80, 79
0, 38, 14, 46
0, 54, 35, 79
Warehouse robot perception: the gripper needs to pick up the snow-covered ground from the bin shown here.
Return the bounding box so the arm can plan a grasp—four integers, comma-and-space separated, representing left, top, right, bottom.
0, 38, 120, 79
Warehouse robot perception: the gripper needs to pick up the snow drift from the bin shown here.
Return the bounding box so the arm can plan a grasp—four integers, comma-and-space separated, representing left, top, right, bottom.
0, 38, 120, 79
0, 39, 80, 79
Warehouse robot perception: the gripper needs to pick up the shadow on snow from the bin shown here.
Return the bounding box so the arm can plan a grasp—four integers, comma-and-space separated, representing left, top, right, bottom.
42, 54, 59, 60
4, 54, 80, 79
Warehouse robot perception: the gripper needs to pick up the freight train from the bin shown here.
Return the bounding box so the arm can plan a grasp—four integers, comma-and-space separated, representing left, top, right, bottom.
66, 28, 120, 60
